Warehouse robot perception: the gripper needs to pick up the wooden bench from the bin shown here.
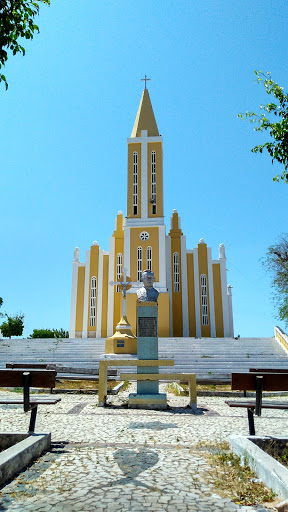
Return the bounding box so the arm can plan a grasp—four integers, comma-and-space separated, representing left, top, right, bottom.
226, 372, 288, 435
6, 364, 117, 387
119, 372, 197, 410
0, 369, 61, 432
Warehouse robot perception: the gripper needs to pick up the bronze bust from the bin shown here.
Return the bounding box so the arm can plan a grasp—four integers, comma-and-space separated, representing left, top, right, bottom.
137, 270, 159, 302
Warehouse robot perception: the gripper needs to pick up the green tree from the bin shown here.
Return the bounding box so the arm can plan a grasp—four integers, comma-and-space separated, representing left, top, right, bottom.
0, 0, 50, 89
262, 234, 288, 325
30, 328, 69, 338
0, 297, 3, 317
0, 313, 24, 338
238, 70, 288, 183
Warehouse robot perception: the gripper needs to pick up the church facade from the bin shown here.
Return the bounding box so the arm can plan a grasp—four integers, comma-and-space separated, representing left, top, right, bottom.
69, 88, 234, 339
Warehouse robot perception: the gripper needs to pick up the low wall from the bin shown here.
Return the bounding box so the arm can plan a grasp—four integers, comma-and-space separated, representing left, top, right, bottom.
274, 326, 288, 355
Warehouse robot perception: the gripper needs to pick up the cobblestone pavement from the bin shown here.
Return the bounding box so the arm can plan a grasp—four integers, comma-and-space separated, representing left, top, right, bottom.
0, 386, 285, 512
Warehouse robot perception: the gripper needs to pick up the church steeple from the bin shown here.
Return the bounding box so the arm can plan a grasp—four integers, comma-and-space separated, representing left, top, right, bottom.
131, 88, 159, 138
127, 87, 163, 222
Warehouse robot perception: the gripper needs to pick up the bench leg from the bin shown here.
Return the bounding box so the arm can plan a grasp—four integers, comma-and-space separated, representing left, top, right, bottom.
188, 375, 197, 411
247, 408, 255, 435
29, 405, 38, 433
98, 362, 108, 407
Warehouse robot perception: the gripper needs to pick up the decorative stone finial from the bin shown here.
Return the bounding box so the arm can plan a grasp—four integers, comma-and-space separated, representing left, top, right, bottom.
219, 243, 226, 259
118, 210, 123, 215
173, 209, 178, 214
74, 247, 79, 262
93, 241, 99, 246
199, 238, 205, 244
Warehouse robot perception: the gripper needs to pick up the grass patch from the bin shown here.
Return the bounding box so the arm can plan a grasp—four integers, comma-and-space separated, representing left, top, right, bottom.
120, 380, 131, 392
55, 380, 116, 390
197, 441, 277, 506
165, 382, 185, 396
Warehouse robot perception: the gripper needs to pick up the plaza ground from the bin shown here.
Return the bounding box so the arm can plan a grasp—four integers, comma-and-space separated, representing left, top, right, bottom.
0, 384, 287, 512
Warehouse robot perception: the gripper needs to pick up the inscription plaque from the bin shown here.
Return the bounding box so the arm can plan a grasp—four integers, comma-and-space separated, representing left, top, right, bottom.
138, 317, 157, 337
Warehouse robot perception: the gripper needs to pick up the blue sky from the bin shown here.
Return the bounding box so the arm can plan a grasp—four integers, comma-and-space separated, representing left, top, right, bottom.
1, 0, 288, 338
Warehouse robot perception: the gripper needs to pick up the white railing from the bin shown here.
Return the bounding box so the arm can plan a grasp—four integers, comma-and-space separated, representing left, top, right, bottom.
274, 326, 288, 354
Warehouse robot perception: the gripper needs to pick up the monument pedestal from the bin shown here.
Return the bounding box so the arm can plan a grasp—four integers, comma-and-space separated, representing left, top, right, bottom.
105, 316, 137, 355
128, 301, 167, 409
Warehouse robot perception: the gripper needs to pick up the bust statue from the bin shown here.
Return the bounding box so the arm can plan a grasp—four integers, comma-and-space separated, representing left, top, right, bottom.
137, 270, 159, 302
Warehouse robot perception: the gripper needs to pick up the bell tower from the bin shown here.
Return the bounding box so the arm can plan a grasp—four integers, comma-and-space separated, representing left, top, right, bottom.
126, 86, 164, 225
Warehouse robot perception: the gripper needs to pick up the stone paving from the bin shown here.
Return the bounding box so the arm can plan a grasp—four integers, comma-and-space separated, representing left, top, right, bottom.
0, 385, 286, 512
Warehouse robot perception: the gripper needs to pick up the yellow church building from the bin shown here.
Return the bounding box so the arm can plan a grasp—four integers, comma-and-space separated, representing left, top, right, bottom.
69, 86, 234, 339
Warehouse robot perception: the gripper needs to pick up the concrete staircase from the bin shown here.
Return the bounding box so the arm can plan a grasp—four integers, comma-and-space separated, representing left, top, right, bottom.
0, 336, 287, 381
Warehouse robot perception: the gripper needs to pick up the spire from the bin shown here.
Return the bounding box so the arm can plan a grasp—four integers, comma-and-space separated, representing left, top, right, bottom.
131, 88, 159, 138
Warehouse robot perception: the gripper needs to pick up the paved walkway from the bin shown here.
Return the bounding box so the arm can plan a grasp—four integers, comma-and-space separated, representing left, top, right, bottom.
0, 386, 285, 512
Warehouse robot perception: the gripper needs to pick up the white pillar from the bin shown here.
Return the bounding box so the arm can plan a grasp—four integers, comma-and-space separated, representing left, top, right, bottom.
69, 260, 79, 338
181, 235, 189, 337
193, 248, 201, 337
219, 251, 229, 337
82, 250, 91, 338
96, 250, 104, 339
227, 284, 234, 338
107, 236, 115, 337
207, 248, 216, 338
141, 130, 148, 219
158, 225, 167, 291
166, 235, 173, 336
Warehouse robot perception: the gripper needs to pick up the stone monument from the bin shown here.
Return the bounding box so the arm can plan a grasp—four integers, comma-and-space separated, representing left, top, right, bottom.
129, 270, 167, 409
105, 269, 137, 354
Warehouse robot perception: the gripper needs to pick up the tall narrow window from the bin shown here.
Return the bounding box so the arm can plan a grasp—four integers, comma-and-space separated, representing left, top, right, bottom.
200, 274, 209, 326
137, 246, 142, 281
147, 246, 152, 271
133, 152, 138, 215
173, 252, 180, 292
116, 253, 122, 292
151, 151, 156, 214
89, 276, 97, 327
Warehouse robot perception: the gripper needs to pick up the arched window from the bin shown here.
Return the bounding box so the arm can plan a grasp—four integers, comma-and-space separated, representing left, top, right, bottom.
137, 246, 142, 281
173, 252, 180, 292
90, 276, 97, 327
147, 246, 152, 271
200, 274, 209, 326
116, 253, 122, 292
151, 151, 156, 214
133, 152, 138, 215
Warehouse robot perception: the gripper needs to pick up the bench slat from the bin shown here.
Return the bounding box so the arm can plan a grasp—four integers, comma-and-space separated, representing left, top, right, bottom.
0, 370, 57, 388
232, 372, 288, 391
0, 399, 61, 405
226, 400, 288, 409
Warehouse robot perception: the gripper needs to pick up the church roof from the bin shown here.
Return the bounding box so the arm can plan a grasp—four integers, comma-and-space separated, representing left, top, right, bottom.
131, 88, 159, 137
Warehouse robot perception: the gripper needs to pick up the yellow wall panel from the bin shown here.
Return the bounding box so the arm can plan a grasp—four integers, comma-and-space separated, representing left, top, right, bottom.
198, 243, 211, 337
187, 253, 196, 337
147, 142, 163, 218
87, 245, 99, 333
113, 214, 124, 332
127, 143, 141, 218
213, 263, 224, 337
101, 255, 109, 338
130, 227, 159, 282
75, 266, 85, 333
158, 293, 170, 337
126, 293, 137, 334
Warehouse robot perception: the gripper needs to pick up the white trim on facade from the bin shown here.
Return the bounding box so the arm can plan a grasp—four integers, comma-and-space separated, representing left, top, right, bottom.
96, 249, 104, 338
207, 247, 216, 337
158, 225, 167, 289
220, 257, 230, 337
193, 248, 201, 337
127, 136, 163, 144
69, 261, 80, 338
166, 235, 173, 336
125, 217, 165, 227
82, 249, 91, 338
181, 235, 189, 336
107, 236, 115, 337
124, 227, 130, 277
141, 130, 148, 219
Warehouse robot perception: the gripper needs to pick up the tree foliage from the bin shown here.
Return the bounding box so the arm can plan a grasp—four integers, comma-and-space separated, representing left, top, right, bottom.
0, 0, 50, 89
238, 70, 288, 183
262, 234, 288, 325
0, 297, 3, 317
30, 328, 69, 339
0, 313, 24, 338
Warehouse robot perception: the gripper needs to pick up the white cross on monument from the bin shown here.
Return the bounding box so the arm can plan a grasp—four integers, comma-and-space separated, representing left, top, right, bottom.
109, 268, 138, 318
